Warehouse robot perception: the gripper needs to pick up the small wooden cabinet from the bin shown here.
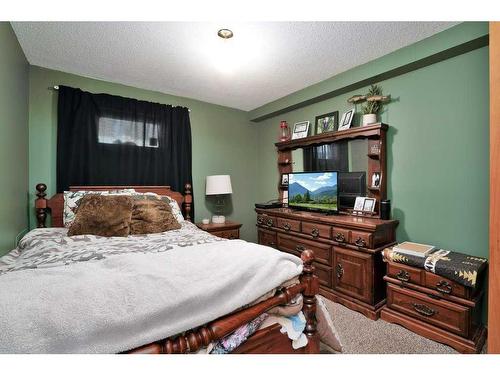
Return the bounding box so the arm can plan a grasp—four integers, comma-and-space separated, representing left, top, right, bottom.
256, 208, 398, 320
196, 221, 242, 239
381, 259, 487, 353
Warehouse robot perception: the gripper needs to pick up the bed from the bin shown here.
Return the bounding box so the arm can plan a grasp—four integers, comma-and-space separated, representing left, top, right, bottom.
0, 183, 321, 354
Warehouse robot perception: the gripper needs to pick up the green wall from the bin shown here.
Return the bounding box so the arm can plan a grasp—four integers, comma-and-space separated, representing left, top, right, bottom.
28, 66, 259, 242
0, 23, 29, 256
252, 22, 490, 260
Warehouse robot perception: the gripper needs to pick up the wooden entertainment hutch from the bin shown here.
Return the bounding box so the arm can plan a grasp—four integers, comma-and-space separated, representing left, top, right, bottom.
256, 123, 399, 320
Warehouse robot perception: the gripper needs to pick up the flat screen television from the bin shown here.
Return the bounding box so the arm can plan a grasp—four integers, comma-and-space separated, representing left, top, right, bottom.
288, 171, 338, 213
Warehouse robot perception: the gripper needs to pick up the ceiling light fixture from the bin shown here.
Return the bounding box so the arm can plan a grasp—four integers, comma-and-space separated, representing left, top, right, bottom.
217, 29, 234, 39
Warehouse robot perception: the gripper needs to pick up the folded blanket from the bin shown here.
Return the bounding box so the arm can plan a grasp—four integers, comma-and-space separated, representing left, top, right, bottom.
383, 247, 487, 288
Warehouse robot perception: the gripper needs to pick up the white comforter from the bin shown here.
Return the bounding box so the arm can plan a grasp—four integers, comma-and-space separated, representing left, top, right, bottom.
0, 223, 302, 353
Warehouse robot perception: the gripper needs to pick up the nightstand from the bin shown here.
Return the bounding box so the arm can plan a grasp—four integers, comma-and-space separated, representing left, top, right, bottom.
196, 221, 242, 240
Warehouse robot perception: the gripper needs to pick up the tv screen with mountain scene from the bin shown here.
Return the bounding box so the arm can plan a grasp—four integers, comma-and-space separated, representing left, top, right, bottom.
288, 172, 338, 213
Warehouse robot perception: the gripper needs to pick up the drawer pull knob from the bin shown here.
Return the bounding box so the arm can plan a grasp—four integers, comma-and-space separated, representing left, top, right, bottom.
311, 228, 319, 238
335, 233, 345, 242
396, 270, 410, 282
269, 242, 276, 246
283, 223, 291, 231
336, 264, 344, 279
266, 218, 274, 227
412, 303, 436, 317
436, 280, 452, 294
296, 244, 305, 252
354, 237, 366, 247
229, 235, 235, 239
257, 217, 263, 225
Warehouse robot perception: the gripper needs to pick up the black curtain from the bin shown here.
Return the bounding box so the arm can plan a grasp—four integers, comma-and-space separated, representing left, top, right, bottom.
57, 85, 193, 214
303, 142, 349, 172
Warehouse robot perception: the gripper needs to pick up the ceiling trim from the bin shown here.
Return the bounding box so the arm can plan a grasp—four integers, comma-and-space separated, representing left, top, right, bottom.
250, 34, 489, 123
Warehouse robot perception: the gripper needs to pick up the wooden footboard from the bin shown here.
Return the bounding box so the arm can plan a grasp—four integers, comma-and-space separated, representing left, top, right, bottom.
126, 250, 320, 354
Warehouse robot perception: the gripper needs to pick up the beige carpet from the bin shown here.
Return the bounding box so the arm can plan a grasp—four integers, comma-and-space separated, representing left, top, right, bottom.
321, 297, 486, 354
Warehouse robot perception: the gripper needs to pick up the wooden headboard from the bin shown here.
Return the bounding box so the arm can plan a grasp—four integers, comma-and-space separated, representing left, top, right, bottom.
35, 183, 193, 228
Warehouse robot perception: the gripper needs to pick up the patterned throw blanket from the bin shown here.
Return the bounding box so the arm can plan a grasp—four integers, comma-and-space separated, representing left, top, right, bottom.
383, 247, 487, 288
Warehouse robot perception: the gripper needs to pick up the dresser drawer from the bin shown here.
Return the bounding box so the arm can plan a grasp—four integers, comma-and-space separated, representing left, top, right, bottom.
424, 272, 468, 299
258, 229, 277, 248
301, 222, 331, 239
349, 230, 373, 248
387, 262, 423, 285
277, 233, 332, 266
212, 229, 239, 240
257, 214, 276, 228
315, 262, 333, 289
277, 218, 301, 233
387, 284, 470, 337
332, 227, 350, 244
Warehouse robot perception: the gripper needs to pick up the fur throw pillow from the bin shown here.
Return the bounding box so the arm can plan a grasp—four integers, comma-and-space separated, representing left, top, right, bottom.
130, 198, 181, 235
67, 195, 134, 237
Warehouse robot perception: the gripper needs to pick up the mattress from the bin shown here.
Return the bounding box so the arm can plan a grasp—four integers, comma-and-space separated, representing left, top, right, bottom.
0, 222, 303, 353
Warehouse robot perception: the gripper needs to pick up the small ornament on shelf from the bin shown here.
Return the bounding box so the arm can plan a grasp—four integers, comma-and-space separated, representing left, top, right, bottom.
279, 120, 290, 142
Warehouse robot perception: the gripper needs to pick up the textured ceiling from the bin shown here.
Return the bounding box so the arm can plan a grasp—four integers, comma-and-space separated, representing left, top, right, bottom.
12, 22, 457, 111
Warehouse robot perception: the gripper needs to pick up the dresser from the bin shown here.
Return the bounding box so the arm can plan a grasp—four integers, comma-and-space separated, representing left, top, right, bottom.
256, 207, 398, 320
381, 259, 487, 353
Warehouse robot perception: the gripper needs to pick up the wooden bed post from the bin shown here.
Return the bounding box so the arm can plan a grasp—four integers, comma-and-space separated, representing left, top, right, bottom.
184, 183, 193, 222
300, 249, 320, 353
35, 183, 48, 228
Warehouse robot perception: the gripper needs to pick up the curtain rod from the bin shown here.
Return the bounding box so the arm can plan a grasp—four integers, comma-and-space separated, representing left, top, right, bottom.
47, 86, 192, 112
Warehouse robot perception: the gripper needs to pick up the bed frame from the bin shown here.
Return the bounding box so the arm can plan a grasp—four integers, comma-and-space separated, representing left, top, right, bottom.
34, 183, 320, 354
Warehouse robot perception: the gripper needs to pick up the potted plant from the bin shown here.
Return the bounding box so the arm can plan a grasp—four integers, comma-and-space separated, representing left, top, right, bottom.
361, 84, 385, 126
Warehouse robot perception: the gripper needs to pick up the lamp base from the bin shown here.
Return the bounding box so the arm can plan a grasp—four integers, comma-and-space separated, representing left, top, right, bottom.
212, 215, 226, 224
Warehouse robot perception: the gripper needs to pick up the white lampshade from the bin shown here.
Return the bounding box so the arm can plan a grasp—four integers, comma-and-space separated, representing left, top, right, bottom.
206, 175, 233, 195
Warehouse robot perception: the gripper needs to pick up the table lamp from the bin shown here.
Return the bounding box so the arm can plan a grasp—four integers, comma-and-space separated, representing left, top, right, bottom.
206, 175, 233, 224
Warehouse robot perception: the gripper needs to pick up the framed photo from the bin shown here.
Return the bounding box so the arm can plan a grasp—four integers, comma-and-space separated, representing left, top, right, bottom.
338, 108, 355, 131
315, 111, 339, 134
281, 173, 289, 186
371, 172, 381, 188
282, 190, 289, 205
291, 121, 310, 140
363, 198, 376, 213
353, 197, 365, 211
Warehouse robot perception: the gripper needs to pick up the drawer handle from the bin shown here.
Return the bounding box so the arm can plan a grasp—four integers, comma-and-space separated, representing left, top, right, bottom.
354, 237, 366, 247
311, 228, 319, 238
336, 264, 344, 279
266, 218, 274, 227
334, 232, 345, 242
257, 217, 264, 225
283, 223, 291, 231
269, 242, 276, 246
412, 303, 436, 317
296, 244, 305, 252
436, 280, 452, 294
396, 270, 410, 282
229, 234, 236, 239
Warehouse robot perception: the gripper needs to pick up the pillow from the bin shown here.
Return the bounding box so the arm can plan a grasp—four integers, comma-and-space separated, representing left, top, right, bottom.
128, 192, 184, 223
63, 189, 136, 227
160, 195, 185, 223
67, 195, 134, 237
130, 198, 181, 234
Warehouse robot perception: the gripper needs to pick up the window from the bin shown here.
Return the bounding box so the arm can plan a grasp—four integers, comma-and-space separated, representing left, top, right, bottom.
98, 117, 159, 148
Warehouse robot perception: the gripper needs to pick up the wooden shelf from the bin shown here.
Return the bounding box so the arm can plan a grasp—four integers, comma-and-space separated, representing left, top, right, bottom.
275, 123, 388, 151
367, 153, 380, 159
367, 186, 381, 191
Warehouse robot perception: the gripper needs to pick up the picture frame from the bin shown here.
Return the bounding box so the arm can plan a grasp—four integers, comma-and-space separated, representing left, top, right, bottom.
338, 108, 355, 131
363, 198, 376, 213
371, 172, 381, 188
281, 173, 289, 186
315, 111, 339, 135
353, 197, 365, 211
291, 121, 310, 140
